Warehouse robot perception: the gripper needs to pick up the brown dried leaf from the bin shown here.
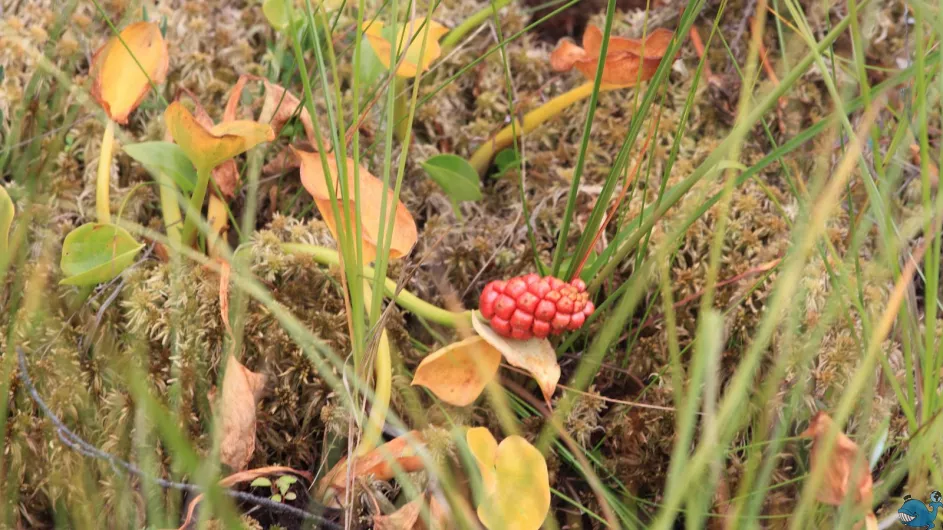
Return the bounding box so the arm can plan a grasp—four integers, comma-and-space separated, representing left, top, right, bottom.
550, 25, 674, 87
319, 431, 426, 498
411, 336, 502, 407
801, 411, 873, 508
472, 311, 560, 404
216, 355, 267, 471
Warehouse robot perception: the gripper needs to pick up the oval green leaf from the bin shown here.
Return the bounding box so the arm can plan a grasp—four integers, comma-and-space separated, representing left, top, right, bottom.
493, 148, 521, 178
123, 141, 197, 193
421, 154, 482, 202
0, 184, 13, 257
262, 0, 292, 31
60, 223, 144, 286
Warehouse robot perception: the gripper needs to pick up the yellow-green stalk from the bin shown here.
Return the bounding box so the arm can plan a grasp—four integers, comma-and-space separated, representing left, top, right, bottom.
95, 120, 116, 223
355, 281, 392, 456
469, 82, 610, 175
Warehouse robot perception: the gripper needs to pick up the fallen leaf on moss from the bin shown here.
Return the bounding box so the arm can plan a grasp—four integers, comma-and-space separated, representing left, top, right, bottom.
374, 497, 423, 530
801, 411, 873, 508
294, 148, 418, 263
259, 79, 316, 145
466, 428, 550, 530
179, 466, 312, 530
319, 431, 426, 498
412, 336, 502, 407
362, 18, 449, 78
165, 101, 274, 174
213, 355, 267, 471
90, 21, 169, 124
472, 311, 560, 404
550, 24, 673, 87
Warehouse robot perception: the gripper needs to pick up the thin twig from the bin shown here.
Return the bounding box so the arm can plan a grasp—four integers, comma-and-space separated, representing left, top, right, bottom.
15, 347, 342, 529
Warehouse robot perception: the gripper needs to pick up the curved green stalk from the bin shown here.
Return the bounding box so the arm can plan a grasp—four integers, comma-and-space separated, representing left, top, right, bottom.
180, 166, 211, 247
283, 243, 470, 327
157, 171, 182, 245
95, 119, 116, 223
441, 0, 515, 50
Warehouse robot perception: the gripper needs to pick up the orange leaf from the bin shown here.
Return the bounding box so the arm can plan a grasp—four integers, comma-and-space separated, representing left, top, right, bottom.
164, 101, 275, 174
411, 336, 502, 407
472, 311, 560, 404
550, 25, 674, 88
319, 431, 426, 497
374, 497, 423, 530
90, 21, 169, 124
294, 148, 418, 263
259, 79, 316, 145
362, 18, 449, 78
214, 355, 267, 471
801, 411, 874, 508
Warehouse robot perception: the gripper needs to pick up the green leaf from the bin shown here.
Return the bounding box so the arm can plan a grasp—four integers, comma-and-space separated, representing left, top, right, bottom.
421, 154, 482, 203
493, 148, 521, 178
250, 477, 273, 488
123, 141, 197, 193
271, 494, 282, 503
59, 223, 144, 286
262, 0, 292, 31
284, 492, 297, 501
0, 184, 13, 257
275, 475, 298, 495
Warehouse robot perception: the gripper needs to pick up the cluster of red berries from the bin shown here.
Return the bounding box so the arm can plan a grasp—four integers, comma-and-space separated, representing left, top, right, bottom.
479, 273, 595, 340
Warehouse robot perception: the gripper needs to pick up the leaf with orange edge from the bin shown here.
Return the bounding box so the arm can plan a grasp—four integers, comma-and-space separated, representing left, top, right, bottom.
319, 430, 426, 498
91, 21, 169, 124
466, 428, 550, 530
259, 78, 316, 145
800, 411, 874, 508
164, 101, 275, 174
294, 148, 418, 263
550, 25, 674, 88
218, 259, 232, 336
411, 336, 502, 407
374, 497, 423, 530
362, 18, 449, 78
178, 466, 312, 530
212, 355, 267, 471
472, 311, 560, 404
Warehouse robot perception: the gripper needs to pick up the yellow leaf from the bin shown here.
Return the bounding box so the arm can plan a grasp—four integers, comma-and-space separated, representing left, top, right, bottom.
362, 18, 449, 78
466, 427, 498, 494
466, 429, 550, 530
164, 101, 275, 173
412, 336, 502, 407
472, 311, 560, 404
549, 25, 674, 88
294, 148, 418, 263
213, 355, 267, 471
91, 21, 169, 124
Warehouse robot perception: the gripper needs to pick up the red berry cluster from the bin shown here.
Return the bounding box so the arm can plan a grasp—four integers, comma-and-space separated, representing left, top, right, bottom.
479, 273, 595, 340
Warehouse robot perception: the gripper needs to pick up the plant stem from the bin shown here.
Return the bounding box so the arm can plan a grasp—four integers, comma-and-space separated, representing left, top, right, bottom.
283, 243, 471, 327
468, 82, 603, 174
355, 281, 391, 457
440, 0, 515, 50
157, 171, 182, 245
180, 165, 211, 247
393, 77, 410, 142
207, 195, 229, 258
95, 119, 116, 223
